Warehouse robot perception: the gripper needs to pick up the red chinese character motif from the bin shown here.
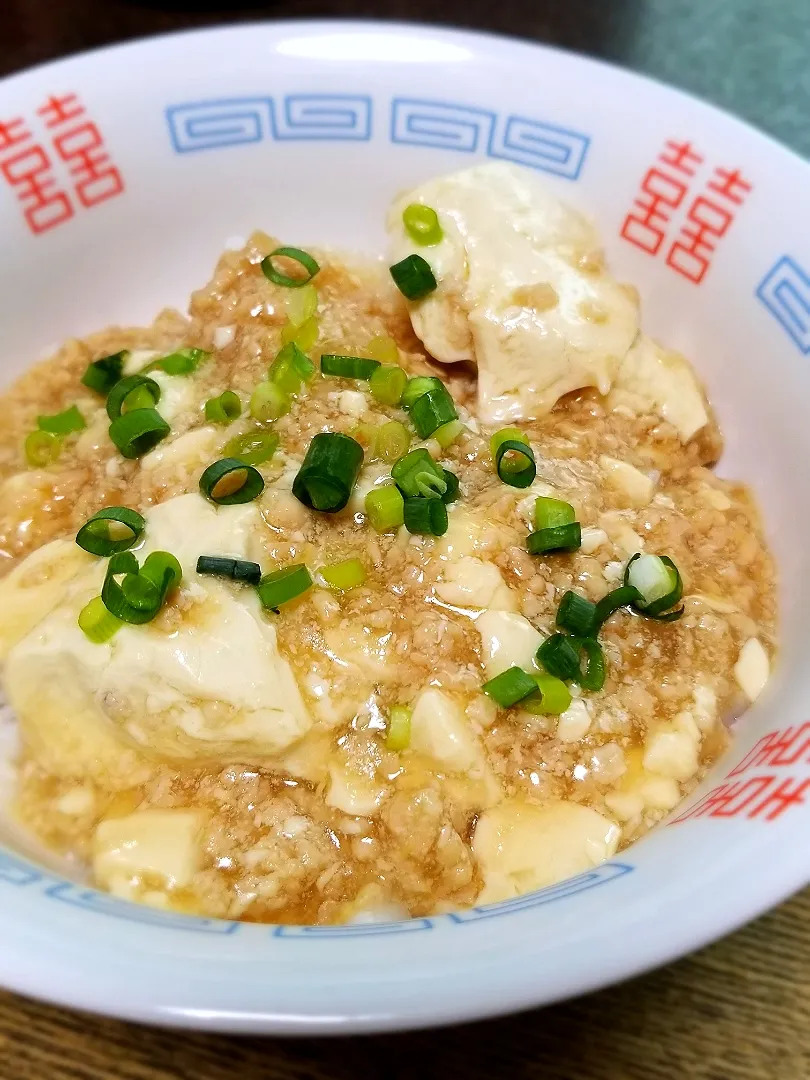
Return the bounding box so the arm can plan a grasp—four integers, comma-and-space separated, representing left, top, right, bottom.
0, 115, 73, 234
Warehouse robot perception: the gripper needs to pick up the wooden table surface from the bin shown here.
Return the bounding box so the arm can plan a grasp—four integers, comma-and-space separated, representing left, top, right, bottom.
2, 1, 809, 1077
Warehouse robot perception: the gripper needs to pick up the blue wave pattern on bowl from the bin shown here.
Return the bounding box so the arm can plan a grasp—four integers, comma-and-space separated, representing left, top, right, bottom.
165, 94, 590, 180
756, 256, 810, 355
0, 847, 633, 935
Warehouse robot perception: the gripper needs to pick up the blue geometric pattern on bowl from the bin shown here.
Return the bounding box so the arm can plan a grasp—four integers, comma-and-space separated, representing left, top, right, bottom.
166, 98, 274, 154
270, 94, 372, 141
756, 255, 810, 355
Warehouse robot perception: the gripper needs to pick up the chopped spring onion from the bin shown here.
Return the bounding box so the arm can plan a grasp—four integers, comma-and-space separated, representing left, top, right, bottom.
75, 506, 145, 557
199, 458, 265, 505
534, 497, 576, 532
403, 496, 448, 536
410, 385, 458, 439
81, 351, 128, 395
593, 585, 640, 628
385, 705, 412, 751
283, 283, 318, 327
270, 343, 315, 393
536, 634, 580, 681
527, 523, 582, 555
482, 666, 538, 708
38, 405, 86, 435
321, 558, 367, 592
402, 203, 443, 246
389, 254, 437, 301
441, 469, 460, 504
625, 553, 684, 619
365, 335, 400, 364
109, 408, 170, 459
433, 419, 465, 449
572, 637, 606, 691
320, 354, 381, 381
24, 430, 61, 467
401, 375, 443, 410
521, 673, 573, 716
369, 364, 407, 406
391, 448, 447, 499
223, 429, 279, 466
556, 591, 598, 637
261, 247, 320, 288
204, 391, 242, 425
144, 348, 209, 376
491, 428, 536, 489
257, 564, 313, 609
292, 432, 364, 513
101, 549, 180, 625
106, 374, 161, 420
78, 595, 122, 644
250, 380, 290, 422
365, 484, 405, 532
280, 315, 319, 352
196, 555, 261, 586
489, 427, 526, 459
374, 420, 410, 463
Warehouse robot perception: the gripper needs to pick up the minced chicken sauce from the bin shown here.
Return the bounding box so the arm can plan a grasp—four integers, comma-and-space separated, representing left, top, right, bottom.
0, 167, 776, 924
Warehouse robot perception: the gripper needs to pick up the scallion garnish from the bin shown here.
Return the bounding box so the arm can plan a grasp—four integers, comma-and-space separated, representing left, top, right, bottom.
441, 469, 460, 504
365, 484, 405, 532
257, 564, 313, 609
401, 376, 443, 410
410, 385, 458, 439
403, 496, 448, 536
204, 391, 242, 425
534, 497, 576, 532
365, 335, 400, 364
24, 430, 61, 467
199, 458, 265, 505
521, 673, 572, 715
250, 381, 290, 422
320, 354, 381, 381
389, 254, 437, 301
391, 448, 447, 499
270, 343, 315, 394
292, 432, 364, 513
556, 591, 598, 637
573, 637, 606, 691
402, 204, 443, 246
625, 553, 684, 620
283, 283, 318, 327
482, 666, 538, 708
78, 595, 122, 644
76, 506, 145, 557
494, 436, 536, 489
433, 419, 465, 449
373, 420, 410, 463
144, 348, 209, 376
223, 429, 279, 466
536, 634, 580, 681
369, 364, 407, 406
526, 523, 582, 555
593, 585, 639, 628
101, 550, 181, 625
109, 408, 170, 459
385, 705, 412, 751
106, 374, 161, 421
281, 315, 319, 352
320, 558, 367, 592
196, 555, 261, 586
37, 405, 86, 435
261, 247, 320, 288
81, 351, 128, 395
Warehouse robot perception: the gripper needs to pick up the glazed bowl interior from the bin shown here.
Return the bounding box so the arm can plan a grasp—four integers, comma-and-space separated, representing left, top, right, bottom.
0, 21, 808, 1034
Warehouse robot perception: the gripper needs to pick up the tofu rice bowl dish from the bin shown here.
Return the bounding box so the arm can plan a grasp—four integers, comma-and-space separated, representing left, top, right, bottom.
0, 162, 776, 925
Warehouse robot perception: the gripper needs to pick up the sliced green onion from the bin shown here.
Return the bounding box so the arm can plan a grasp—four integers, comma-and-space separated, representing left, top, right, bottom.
365, 335, 399, 364
101, 550, 179, 625
320, 354, 381, 381
365, 484, 405, 532
391, 448, 447, 499
109, 409, 170, 459
81, 351, 127, 395
144, 348, 209, 376
369, 364, 407, 406
401, 376, 443, 410
441, 469, 460, 504
402, 204, 443, 246
571, 637, 606, 691
292, 432, 364, 513
410, 386, 458, 439
321, 558, 367, 592
280, 315, 319, 352
374, 420, 410, 463
223, 429, 279, 466
385, 705, 412, 751
594, 585, 640, 628
482, 666, 538, 708
495, 439, 536, 489
261, 247, 320, 288
139, 551, 182, 594
521, 673, 572, 715
283, 283, 318, 327
534, 497, 576, 532
556, 591, 597, 637
106, 374, 161, 421
625, 553, 684, 618
403, 496, 448, 536
270, 343, 315, 394
527, 523, 582, 555
250, 381, 290, 422
199, 458, 265, 505
389, 254, 437, 301
38, 404, 86, 435
537, 634, 580, 681
24, 430, 61, 467
204, 391, 242, 425
196, 555, 261, 586
78, 595, 122, 644
257, 564, 313, 609
433, 419, 465, 449
75, 506, 145, 557
490, 427, 527, 457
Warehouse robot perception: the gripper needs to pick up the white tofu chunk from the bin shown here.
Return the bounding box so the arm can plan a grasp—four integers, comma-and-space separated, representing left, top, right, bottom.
435, 556, 515, 611
410, 688, 482, 773
93, 808, 204, 898
599, 456, 654, 508
734, 638, 770, 702
475, 610, 544, 679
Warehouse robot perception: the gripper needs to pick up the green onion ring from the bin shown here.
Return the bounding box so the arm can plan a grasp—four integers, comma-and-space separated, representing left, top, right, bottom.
261, 247, 320, 288
199, 458, 265, 505
75, 506, 145, 557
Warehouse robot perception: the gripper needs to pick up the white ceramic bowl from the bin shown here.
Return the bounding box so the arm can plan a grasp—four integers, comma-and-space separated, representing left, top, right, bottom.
0, 20, 808, 1034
